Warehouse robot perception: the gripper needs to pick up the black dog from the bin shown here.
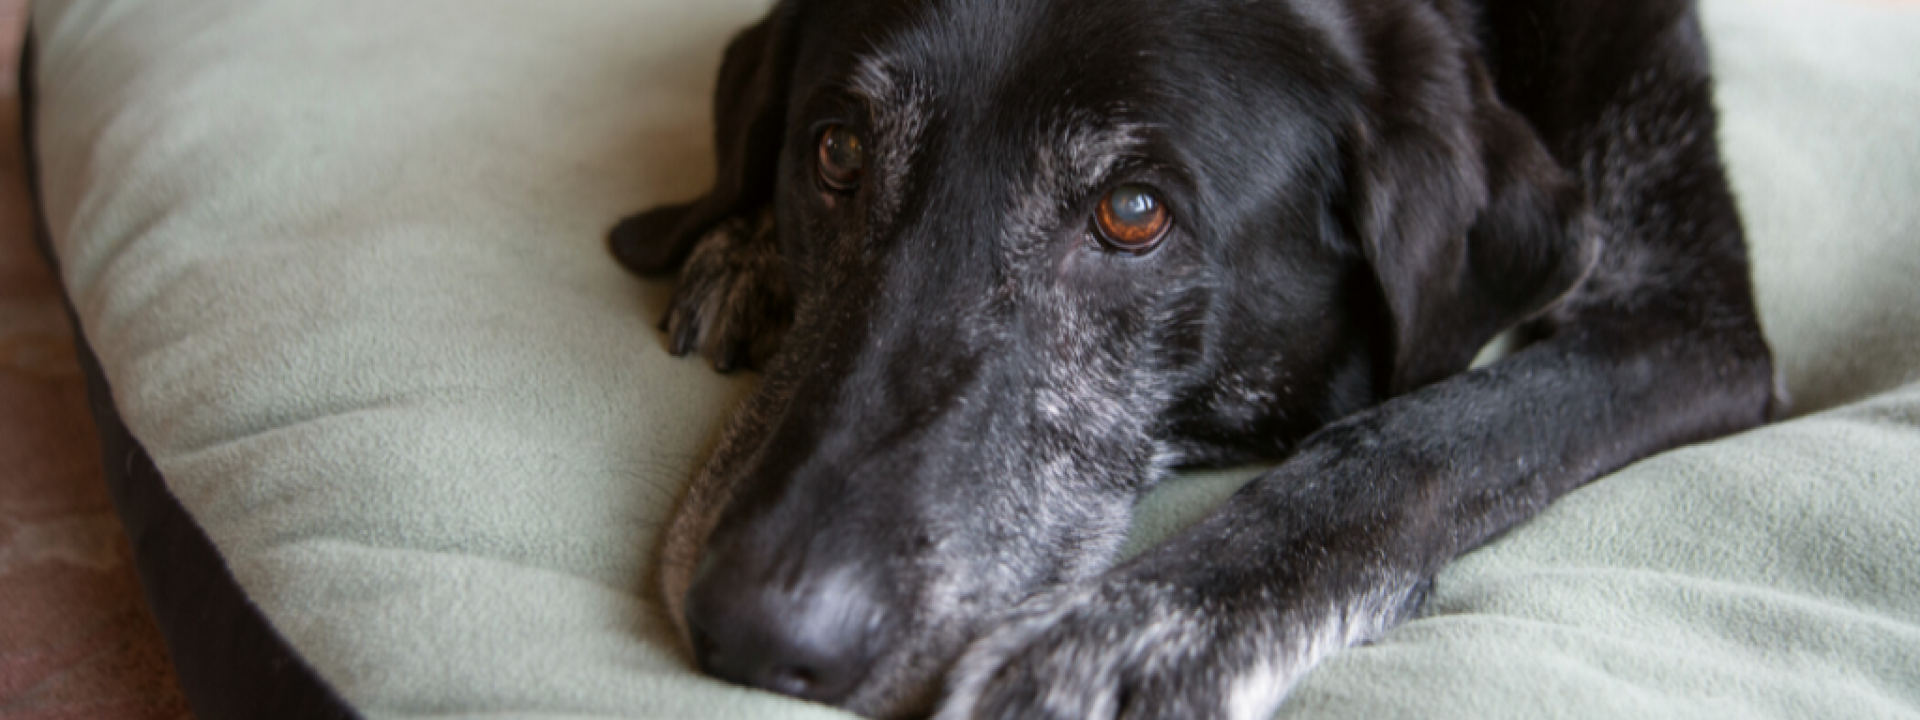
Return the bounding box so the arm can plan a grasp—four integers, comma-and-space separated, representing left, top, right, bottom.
609, 0, 1776, 717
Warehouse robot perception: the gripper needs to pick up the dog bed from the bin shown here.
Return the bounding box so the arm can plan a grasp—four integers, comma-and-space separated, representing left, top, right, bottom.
24, 0, 1920, 718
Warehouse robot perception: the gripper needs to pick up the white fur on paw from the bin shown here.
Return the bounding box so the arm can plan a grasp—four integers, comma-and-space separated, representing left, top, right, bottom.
932, 574, 1419, 720
933, 582, 1214, 720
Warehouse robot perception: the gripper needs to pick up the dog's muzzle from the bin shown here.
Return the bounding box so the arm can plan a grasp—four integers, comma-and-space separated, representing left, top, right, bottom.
684, 537, 899, 704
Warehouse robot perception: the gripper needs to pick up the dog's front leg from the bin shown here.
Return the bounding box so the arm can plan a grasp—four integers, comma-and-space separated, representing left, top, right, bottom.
934, 453, 1431, 720
936, 328, 1773, 720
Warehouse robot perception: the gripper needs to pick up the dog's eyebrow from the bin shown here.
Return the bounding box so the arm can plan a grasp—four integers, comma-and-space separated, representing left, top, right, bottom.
1291, 0, 1362, 69
1002, 121, 1157, 262
849, 54, 900, 106
1042, 120, 1158, 199
847, 53, 932, 220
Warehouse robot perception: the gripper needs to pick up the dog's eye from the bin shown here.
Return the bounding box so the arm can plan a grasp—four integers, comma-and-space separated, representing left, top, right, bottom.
1094, 184, 1171, 253
817, 124, 865, 192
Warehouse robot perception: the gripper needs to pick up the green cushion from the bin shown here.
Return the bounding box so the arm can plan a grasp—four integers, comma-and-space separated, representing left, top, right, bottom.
32, 0, 1920, 717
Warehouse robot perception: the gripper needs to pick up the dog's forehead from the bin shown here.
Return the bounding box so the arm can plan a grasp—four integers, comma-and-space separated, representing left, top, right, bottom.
834, 0, 1360, 105
821, 0, 1361, 191
844, 0, 1067, 94
825, 0, 1212, 234
853, 48, 1150, 199
845, 1, 1183, 117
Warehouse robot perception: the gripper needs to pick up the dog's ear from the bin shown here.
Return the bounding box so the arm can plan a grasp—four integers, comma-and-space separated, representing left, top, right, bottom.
1350, 48, 1597, 395
610, 3, 801, 276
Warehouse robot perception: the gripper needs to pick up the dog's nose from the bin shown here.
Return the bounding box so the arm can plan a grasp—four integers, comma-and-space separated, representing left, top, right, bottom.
684, 561, 888, 704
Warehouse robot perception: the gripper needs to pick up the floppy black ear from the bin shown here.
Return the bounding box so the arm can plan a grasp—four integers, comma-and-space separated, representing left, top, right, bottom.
1352, 45, 1597, 395
609, 3, 801, 276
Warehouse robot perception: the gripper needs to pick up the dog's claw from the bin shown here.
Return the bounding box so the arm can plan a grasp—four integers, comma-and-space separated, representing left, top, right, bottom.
713, 342, 742, 373
670, 321, 700, 357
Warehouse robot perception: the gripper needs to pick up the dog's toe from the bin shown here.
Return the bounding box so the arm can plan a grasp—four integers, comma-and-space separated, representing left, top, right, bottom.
935, 583, 1212, 720
934, 568, 1346, 720
658, 211, 791, 372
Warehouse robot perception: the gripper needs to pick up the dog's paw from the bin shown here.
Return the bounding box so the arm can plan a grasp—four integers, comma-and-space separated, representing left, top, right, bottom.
660, 210, 792, 373
932, 578, 1306, 720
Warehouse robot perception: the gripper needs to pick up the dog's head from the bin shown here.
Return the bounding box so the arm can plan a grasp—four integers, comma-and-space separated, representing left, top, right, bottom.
630, 0, 1593, 716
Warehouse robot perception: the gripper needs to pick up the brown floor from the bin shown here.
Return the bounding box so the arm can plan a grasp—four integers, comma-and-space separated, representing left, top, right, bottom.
0, 0, 195, 717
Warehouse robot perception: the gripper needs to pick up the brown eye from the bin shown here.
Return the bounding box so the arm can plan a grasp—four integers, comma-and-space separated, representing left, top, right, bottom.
817, 124, 865, 191
1094, 184, 1171, 253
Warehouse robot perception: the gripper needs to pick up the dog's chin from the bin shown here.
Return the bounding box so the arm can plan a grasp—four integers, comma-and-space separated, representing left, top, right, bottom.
655, 586, 971, 720
658, 473, 984, 720
837, 631, 967, 720
839, 550, 1137, 718
661, 527, 1123, 720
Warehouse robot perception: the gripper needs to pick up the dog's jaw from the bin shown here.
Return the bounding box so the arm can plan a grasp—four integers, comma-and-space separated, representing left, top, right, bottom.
657, 330, 808, 652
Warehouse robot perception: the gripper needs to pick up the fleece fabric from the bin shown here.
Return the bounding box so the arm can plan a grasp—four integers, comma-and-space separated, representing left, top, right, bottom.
29, 0, 1920, 717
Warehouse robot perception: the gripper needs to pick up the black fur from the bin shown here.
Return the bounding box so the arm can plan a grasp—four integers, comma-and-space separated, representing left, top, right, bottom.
611, 1, 1775, 717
